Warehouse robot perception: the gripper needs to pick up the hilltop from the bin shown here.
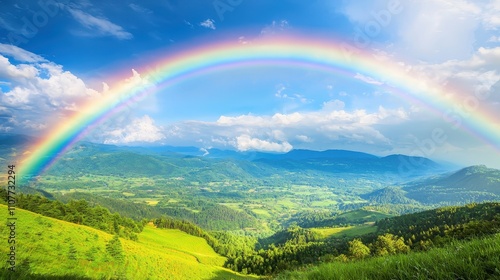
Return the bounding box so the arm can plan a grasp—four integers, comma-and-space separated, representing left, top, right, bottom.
404, 165, 500, 204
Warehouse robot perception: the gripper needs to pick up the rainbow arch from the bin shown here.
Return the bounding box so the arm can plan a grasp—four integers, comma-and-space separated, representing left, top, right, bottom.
17, 35, 500, 181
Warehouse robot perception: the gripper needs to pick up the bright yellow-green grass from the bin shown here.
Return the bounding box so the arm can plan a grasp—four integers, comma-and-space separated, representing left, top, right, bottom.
139, 225, 226, 266
311, 224, 377, 239
251, 209, 272, 219
0, 205, 257, 279
145, 200, 160, 206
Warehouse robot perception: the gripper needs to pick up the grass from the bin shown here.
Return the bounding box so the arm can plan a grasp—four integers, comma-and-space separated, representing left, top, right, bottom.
276, 234, 500, 280
145, 200, 160, 206
138, 225, 227, 266
251, 209, 272, 219
337, 209, 393, 222
311, 224, 377, 239
0, 205, 257, 280
338, 224, 377, 238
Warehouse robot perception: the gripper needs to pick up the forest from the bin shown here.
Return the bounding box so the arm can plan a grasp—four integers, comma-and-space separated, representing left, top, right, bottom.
2, 185, 500, 277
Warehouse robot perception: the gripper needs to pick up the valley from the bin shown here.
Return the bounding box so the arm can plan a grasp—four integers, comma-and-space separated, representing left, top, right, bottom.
1, 137, 500, 279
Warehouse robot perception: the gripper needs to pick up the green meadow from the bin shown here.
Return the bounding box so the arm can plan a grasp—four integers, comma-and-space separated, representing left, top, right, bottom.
311, 224, 377, 239
0, 205, 257, 280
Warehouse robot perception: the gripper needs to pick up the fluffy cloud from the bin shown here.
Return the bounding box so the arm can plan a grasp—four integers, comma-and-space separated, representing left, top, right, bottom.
413, 47, 500, 106
104, 115, 165, 144
0, 45, 101, 132
236, 135, 292, 152
153, 105, 410, 152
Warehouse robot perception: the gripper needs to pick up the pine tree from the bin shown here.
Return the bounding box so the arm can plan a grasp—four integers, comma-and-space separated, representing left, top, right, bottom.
68, 243, 77, 260
106, 235, 124, 262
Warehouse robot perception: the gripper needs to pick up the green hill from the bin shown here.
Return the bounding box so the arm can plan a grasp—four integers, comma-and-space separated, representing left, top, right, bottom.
336, 209, 393, 224
275, 233, 500, 280
405, 165, 500, 204
360, 186, 418, 205
0, 205, 256, 280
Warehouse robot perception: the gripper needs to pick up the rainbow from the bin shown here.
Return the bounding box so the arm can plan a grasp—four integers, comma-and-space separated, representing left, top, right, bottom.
17, 35, 500, 182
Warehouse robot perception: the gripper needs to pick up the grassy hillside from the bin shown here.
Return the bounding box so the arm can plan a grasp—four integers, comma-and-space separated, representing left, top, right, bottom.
335, 209, 393, 225
275, 233, 500, 279
311, 224, 377, 239
360, 186, 418, 205
0, 205, 256, 280
405, 165, 500, 204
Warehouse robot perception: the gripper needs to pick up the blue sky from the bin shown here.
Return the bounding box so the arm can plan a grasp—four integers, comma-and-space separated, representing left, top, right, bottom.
0, 0, 499, 168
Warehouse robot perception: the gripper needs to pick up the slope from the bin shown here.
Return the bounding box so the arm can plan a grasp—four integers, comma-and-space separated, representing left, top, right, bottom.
405, 165, 500, 204
275, 234, 500, 280
0, 205, 256, 280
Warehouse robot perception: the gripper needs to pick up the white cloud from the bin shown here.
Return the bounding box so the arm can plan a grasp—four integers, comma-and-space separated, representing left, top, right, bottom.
275, 85, 287, 98
482, 0, 500, 29
296, 135, 312, 142
154, 106, 412, 153
261, 20, 290, 35
200, 19, 216, 30
274, 84, 312, 109
104, 115, 165, 144
413, 47, 500, 106
236, 134, 292, 152
0, 44, 46, 62
488, 35, 500, 42
0, 46, 102, 133
354, 73, 384, 85
0, 55, 39, 80
322, 99, 345, 111
238, 36, 249, 44
67, 8, 133, 39
129, 3, 152, 14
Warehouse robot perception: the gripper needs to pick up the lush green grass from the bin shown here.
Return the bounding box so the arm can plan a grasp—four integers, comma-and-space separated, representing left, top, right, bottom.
337, 209, 393, 223
310, 227, 353, 238
311, 224, 377, 239
251, 208, 272, 219
0, 205, 257, 280
276, 234, 500, 280
138, 225, 227, 266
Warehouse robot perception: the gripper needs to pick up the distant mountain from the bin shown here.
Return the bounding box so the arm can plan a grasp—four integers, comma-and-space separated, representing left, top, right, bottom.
404, 165, 500, 204
254, 150, 443, 177
0, 134, 448, 181
428, 165, 500, 193
0, 133, 37, 146
360, 186, 419, 205
254, 149, 378, 160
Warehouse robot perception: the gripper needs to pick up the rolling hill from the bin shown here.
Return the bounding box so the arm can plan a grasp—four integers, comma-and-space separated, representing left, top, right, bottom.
404, 165, 500, 204
0, 205, 255, 280
360, 186, 419, 205
9, 137, 449, 182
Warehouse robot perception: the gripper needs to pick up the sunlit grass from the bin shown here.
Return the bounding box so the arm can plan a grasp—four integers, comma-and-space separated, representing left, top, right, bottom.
0, 205, 257, 279
276, 234, 500, 280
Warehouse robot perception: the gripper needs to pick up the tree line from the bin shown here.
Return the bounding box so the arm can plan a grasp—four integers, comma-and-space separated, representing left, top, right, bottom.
0, 189, 144, 240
